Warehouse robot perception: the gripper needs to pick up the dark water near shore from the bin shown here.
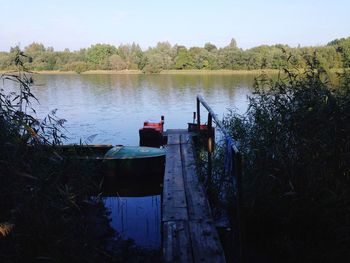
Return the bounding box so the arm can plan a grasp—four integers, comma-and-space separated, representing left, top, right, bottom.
10, 73, 256, 250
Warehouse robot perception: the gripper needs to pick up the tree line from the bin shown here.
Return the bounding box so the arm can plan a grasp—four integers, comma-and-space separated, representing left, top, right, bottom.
0, 37, 349, 73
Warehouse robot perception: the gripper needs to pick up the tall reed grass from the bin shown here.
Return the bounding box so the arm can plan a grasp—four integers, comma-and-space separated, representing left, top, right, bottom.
200, 53, 350, 262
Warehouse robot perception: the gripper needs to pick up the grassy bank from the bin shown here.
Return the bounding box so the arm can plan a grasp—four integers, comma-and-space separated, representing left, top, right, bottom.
1, 69, 277, 75
159, 69, 280, 75
0, 69, 143, 75
1, 68, 347, 75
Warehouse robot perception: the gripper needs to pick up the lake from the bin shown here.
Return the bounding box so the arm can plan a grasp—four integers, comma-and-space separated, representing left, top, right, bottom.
30, 74, 255, 145
24, 73, 256, 251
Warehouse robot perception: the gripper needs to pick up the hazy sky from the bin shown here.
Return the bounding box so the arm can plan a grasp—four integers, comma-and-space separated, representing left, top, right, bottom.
0, 0, 349, 51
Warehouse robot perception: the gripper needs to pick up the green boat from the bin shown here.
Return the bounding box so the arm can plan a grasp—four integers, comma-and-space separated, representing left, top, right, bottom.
31, 144, 165, 177
104, 146, 165, 159
103, 146, 165, 178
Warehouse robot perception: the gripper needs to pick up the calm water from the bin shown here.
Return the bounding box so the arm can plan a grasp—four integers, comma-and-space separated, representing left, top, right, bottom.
29, 74, 255, 145
104, 195, 161, 249
10, 73, 256, 250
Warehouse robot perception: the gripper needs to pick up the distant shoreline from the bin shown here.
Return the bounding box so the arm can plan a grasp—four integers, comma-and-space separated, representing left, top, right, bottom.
1, 69, 279, 75
0, 68, 344, 75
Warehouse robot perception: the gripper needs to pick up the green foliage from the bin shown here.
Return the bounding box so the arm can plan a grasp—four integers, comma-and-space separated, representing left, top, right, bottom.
142, 42, 175, 73
86, 44, 117, 69
204, 42, 218, 52
0, 37, 349, 73
218, 54, 350, 262
0, 51, 122, 262
175, 47, 193, 69
328, 37, 350, 67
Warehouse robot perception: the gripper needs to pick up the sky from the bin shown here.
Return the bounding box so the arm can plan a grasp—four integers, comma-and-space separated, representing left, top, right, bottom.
0, 0, 349, 51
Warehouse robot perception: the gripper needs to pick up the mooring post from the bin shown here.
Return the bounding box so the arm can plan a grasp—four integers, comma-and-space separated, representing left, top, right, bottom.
197, 97, 201, 134
161, 115, 164, 129
207, 113, 213, 185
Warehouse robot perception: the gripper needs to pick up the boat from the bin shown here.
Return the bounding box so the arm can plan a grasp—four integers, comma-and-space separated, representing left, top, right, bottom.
56, 144, 113, 158
25, 143, 165, 195
103, 145, 165, 177
30, 144, 165, 178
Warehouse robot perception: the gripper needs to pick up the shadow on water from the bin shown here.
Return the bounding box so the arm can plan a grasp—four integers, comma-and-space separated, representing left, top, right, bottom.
101, 166, 164, 255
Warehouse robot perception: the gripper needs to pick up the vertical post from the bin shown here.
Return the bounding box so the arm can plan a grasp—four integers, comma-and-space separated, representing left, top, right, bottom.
234, 152, 243, 263
161, 115, 164, 129
193, 112, 196, 124
207, 113, 213, 186
197, 97, 201, 134
207, 113, 213, 153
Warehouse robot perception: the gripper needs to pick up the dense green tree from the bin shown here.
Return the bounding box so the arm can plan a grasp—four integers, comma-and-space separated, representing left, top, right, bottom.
189, 47, 210, 69
143, 42, 175, 72
175, 47, 194, 69
204, 42, 217, 52
118, 43, 144, 69
86, 44, 117, 68
328, 37, 350, 67
108, 54, 127, 70
0, 37, 349, 72
228, 38, 237, 49
24, 42, 46, 53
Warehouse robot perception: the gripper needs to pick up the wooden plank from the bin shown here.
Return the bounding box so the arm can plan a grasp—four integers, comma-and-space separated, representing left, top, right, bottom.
180, 134, 212, 221
189, 220, 226, 263
162, 134, 188, 222
165, 129, 188, 136
167, 133, 182, 144
163, 131, 226, 263
180, 133, 226, 263
163, 220, 193, 262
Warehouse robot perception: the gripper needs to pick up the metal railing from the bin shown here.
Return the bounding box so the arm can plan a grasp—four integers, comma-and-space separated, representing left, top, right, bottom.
196, 94, 243, 262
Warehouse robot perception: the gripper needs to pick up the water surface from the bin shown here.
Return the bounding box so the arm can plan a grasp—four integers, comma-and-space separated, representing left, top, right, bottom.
8, 73, 256, 250
30, 74, 254, 145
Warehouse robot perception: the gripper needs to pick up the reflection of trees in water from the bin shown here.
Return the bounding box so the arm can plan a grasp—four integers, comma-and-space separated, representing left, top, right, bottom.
29, 74, 255, 145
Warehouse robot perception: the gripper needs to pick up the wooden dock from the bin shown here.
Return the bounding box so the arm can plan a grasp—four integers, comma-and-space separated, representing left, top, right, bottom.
162, 129, 226, 262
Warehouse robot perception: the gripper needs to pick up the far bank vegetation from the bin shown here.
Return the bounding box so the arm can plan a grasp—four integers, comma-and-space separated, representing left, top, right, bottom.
0, 37, 349, 73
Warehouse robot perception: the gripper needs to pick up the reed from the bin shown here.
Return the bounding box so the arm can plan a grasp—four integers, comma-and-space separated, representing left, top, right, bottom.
0, 50, 162, 262
198, 52, 350, 262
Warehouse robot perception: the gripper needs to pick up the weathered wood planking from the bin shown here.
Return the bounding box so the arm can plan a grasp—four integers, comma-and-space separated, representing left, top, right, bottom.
189, 220, 226, 263
163, 133, 191, 262
180, 134, 212, 221
162, 130, 226, 263
163, 134, 188, 222
180, 134, 226, 263
163, 220, 193, 262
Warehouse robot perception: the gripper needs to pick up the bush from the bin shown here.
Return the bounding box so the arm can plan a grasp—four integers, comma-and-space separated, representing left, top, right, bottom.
0, 51, 115, 262
219, 54, 350, 262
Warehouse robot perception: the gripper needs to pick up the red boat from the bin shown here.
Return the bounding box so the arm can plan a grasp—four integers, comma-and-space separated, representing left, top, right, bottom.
139, 116, 165, 147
